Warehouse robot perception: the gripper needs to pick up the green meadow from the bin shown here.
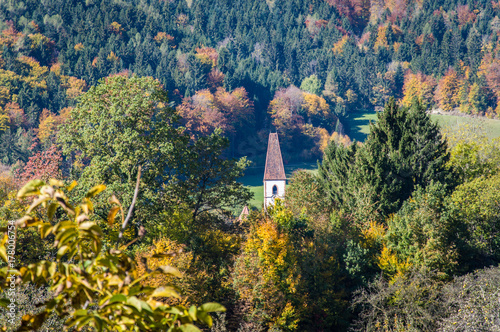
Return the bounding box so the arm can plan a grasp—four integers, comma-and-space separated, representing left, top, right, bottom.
431, 114, 500, 139
344, 110, 500, 141
343, 110, 378, 142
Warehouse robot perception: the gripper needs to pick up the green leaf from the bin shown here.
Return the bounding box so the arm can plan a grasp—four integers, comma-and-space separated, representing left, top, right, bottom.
73, 309, 88, 317
179, 324, 201, 332
57, 229, 77, 246
164, 307, 183, 315
108, 294, 127, 303
86, 184, 106, 198
0, 298, 10, 307
126, 296, 143, 312
40, 223, 53, 239
47, 203, 57, 220
188, 305, 197, 320
92, 315, 104, 332
196, 311, 213, 326
67, 315, 92, 329
156, 265, 182, 278
199, 302, 226, 313
140, 301, 153, 314
151, 286, 180, 299
17, 179, 45, 198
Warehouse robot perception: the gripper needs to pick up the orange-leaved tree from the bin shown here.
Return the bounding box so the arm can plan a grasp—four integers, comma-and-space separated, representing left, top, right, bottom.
434, 68, 462, 111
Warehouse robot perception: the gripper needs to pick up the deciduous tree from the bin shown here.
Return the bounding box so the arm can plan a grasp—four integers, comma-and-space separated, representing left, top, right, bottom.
0, 179, 225, 331
58, 75, 187, 222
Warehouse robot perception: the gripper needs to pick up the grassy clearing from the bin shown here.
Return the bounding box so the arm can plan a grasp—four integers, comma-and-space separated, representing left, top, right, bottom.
431, 114, 500, 139
343, 110, 377, 142
343, 111, 500, 141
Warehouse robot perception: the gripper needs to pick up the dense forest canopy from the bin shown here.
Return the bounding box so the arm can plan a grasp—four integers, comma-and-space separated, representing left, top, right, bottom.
0, 0, 500, 163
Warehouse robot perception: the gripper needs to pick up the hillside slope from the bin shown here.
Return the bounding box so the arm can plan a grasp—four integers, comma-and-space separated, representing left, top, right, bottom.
1, 0, 500, 162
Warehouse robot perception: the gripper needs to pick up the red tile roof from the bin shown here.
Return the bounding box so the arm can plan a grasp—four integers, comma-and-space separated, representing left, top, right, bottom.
264, 133, 286, 181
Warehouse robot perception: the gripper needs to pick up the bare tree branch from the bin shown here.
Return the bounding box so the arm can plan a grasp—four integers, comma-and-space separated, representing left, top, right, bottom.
116, 166, 141, 248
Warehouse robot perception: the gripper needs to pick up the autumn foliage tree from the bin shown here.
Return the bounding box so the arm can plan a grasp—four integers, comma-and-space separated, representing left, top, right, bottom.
232, 209, 302, 331
14, 145, 62, 187
434, 68, 462, 111
268, 86, 334, 160
37, 107, 71, 147
326, 0, 370, 32
58, 75, 188, 224
479, 51, 500, 115
0, 179, 225, 331
401, 71, 437, 109
177, 87, 254, 137
268, 86, 305, 134
59, 75, 251, 240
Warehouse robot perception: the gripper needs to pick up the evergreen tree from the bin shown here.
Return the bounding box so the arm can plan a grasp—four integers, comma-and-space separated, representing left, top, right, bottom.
466, 29, 482, 72
318, 141, 357, 210
320, 99, 454, 218
352, 98, 453, 216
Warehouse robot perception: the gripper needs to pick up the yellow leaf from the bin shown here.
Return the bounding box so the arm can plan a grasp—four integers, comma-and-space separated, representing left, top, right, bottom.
49, 179, 64, 187
27, 196, 50, 213
86, 184, 106, 198
17, 179, 45, 198
107, 206, 120, 226
151, 286, 180, 299
0, 246, 7, 263
67, 180, 78, 192
156, 265, 182, 278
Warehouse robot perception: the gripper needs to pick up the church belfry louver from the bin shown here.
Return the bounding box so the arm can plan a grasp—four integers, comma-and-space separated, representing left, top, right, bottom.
263, 133, 286, 208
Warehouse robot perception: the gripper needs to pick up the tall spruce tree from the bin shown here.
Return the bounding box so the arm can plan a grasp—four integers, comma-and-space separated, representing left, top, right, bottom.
353, 98, 453, 216
319, 99, 454, 218
318, 141, 357, 210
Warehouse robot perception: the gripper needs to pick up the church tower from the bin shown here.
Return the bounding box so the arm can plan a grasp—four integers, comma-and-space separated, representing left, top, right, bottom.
263, 133, 286, 208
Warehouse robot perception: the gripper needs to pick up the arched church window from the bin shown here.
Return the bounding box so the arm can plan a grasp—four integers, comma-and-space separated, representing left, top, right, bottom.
272, 185, 278, 196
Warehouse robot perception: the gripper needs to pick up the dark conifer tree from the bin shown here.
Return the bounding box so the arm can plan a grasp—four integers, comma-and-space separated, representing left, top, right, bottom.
318, 141, 358, 209
352, 98, 454, 216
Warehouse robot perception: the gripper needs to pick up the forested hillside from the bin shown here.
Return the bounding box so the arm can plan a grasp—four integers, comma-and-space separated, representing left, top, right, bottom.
1, 0, 500, 162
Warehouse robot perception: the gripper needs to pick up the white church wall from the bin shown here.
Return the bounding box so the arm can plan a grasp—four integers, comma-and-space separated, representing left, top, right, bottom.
264, 179, 286, 208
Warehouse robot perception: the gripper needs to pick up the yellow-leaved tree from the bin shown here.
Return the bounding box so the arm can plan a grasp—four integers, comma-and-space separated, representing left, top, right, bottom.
400, 71, 436, 108
232, 202, 302, 331
434, 68, 462, 111
0, 176, 225, 331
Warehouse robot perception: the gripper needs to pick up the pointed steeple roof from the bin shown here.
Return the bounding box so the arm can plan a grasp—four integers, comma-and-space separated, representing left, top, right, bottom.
238, 205, 249, 221
264, 133, 286, 181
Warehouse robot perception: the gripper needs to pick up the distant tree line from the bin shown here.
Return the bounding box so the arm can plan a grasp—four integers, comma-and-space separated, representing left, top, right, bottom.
1, 0, 500, 164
